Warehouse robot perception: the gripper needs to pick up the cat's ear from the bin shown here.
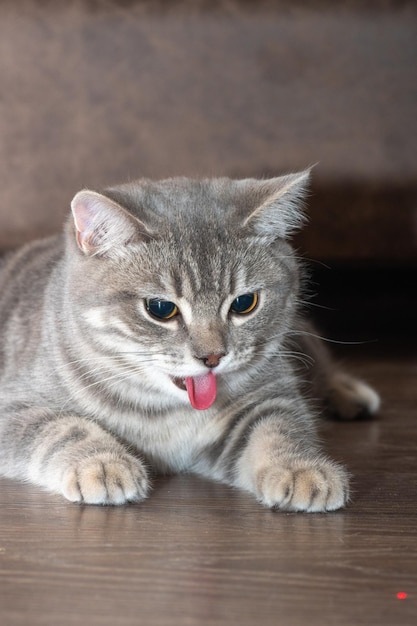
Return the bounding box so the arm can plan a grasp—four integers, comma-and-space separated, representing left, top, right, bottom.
239, 169, 311, 240
70, 190, 152, 257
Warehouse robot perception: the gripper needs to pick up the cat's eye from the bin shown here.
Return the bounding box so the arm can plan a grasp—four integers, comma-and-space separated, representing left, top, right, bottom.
230, 293, 259, 315
145, 298, 179, 320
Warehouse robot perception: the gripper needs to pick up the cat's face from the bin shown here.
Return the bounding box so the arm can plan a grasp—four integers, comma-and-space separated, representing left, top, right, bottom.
66, 174, 308, 409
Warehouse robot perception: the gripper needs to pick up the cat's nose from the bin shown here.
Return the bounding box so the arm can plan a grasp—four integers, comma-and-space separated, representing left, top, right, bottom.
199, 353, 226, 369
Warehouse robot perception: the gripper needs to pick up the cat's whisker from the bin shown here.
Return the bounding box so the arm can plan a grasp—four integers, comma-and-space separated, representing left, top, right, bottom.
54, 355, 129, 371
55, 353, 155, 377
280, 352, 315, 369
261, 346, 315, 369
298, 299, 336, 311
252, 333, 289, 349
54, 362, 152, 416
57, 367, 147, 414
297, 256, 332, 269
254, 327, 375, 348
285, 329, 378, 346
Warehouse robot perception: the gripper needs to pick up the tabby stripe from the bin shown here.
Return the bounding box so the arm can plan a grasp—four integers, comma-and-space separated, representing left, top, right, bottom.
222, 411, 279, 480
220, 400, 306, 480
217, 249, 230, 295
171, 270, 184, 299
0, 406, 51, 470
4, 401, 33, 414
201, 399, 265, 465
204, 396, 294, 474
17, 408, 60, 457
40, 426, 88, 469
183, 259, 201, 294
57, 349, 164, 418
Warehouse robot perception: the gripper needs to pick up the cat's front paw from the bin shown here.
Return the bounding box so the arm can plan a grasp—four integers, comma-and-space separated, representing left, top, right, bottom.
257, 459, 349, 512
61, 451, 149, 505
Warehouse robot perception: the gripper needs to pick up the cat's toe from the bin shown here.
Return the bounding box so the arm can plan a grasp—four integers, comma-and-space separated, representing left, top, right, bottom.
258, 460, 349, 512
62, 452, 149, 505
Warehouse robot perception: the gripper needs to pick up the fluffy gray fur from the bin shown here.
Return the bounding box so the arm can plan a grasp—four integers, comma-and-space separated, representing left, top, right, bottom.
0, 171, 380, 510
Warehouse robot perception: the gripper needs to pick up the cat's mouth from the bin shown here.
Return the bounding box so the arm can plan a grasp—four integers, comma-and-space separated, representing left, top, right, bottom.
170, 373, 217, 411
172, 376, 187, 391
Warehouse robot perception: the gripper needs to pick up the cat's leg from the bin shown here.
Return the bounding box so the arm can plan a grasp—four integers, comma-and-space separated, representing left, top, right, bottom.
295, 321, 381, 420
231, 414, 349, 512
196, 397, 349, 512
325, 370, 380, 420
0, 404, 149, 504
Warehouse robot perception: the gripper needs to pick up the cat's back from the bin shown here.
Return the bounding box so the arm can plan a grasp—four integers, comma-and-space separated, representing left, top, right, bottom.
0, 234, 63, 301
0, 235, 64, 370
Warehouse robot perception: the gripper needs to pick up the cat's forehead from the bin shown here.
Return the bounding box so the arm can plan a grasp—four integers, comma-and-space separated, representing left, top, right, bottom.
146, 235, 273, 306
106, 177, 248, 224
132, 177, 234, 203
101, 175, 299, 298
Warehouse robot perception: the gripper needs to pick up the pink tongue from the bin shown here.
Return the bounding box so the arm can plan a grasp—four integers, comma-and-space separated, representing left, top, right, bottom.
185, 372, 217, 410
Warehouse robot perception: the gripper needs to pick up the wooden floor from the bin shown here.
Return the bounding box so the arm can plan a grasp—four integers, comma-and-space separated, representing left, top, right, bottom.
1, 345, 416, 626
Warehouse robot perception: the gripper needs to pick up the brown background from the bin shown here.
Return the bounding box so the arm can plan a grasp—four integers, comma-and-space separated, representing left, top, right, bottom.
0, 0, 416, 266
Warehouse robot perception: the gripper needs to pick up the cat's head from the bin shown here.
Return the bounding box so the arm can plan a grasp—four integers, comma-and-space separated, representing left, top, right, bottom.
65, 171, 310, 410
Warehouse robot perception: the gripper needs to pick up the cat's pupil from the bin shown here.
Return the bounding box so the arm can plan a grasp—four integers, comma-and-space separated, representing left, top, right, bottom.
230, 293, 258, 315
145, 298, 179, 320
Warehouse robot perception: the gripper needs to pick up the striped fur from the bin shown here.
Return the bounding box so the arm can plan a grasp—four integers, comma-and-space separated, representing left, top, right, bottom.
0, 172, 380, 510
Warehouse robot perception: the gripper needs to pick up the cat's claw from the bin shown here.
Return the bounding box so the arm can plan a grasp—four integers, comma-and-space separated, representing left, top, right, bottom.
61, 451, 149, 505
257, 460, 349, 512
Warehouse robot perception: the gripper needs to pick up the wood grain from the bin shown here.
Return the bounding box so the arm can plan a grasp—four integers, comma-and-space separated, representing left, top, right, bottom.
0, 347, 416, 626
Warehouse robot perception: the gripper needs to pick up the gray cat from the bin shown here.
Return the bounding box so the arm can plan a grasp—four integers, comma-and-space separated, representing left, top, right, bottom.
0, 170, 379, 511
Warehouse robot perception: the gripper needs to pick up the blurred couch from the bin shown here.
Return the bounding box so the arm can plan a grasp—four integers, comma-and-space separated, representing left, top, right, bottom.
0, 0, 416, 335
